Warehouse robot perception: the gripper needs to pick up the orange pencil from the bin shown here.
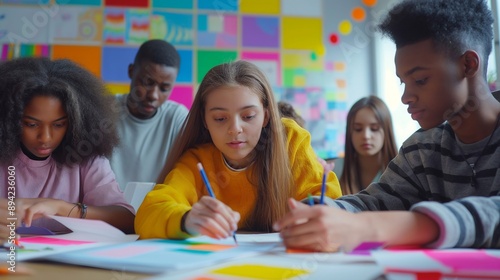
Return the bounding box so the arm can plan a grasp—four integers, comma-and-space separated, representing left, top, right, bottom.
0, 266, 10, 275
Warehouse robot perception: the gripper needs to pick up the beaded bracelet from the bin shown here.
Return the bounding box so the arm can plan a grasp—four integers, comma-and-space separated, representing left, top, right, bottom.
67, 203, 87, 219
78, 203, 87, 219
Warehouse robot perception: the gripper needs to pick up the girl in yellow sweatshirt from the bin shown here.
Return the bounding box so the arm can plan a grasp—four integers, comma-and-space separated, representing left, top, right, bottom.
135, 60, 342, 239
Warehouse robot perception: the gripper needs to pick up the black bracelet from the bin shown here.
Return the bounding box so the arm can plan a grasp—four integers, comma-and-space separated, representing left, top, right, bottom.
180, 210, 191, 233
68, 204, 78, 217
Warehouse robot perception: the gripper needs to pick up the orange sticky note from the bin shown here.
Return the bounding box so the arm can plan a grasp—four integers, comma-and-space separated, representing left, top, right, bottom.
286, 248, 316, 254
186, 244, 235, 252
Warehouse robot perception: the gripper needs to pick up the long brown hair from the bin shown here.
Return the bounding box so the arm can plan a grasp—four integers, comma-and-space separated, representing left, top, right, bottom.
157, 60, 293, 232
340, 95, 397, 194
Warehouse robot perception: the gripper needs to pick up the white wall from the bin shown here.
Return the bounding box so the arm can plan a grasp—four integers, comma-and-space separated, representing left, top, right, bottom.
372, 0, 419, 148
323, 0, 375, 111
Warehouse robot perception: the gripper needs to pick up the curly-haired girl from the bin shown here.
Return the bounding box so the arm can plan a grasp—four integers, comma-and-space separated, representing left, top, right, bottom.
0, 57, 135, 238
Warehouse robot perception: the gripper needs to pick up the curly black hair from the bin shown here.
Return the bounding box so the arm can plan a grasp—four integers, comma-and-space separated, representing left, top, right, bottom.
378, 0, 494, 76
0, 57, 119, 165
133, 39, 180, 70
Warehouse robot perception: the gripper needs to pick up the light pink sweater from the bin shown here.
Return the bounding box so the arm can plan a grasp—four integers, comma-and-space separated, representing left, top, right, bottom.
1, 151, 134, 214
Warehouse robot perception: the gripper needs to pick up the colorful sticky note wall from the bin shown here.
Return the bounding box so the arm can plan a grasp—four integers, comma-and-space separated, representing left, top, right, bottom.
0, 0, 363, 158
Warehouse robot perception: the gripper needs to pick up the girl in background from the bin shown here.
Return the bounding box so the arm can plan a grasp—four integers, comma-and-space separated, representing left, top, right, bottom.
0, 57, 135, 236
339, 96, 397, 194
136, 60, 341, 239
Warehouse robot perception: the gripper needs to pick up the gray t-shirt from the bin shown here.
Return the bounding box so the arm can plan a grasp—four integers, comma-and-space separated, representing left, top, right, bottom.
110, 94, 188, 190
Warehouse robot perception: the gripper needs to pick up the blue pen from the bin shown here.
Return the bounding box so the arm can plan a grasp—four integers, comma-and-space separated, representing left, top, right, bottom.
197, 162, 215, 197
197, 163, 237, 244
319, 167, 327, 205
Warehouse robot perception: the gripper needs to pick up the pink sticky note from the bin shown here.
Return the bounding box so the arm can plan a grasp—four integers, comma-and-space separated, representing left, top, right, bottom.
424, 250, 500, 272
309, 107, 321, 120
349, 242, 384, 255
21, 236, 93, 246
169, 85, 193, 109
294, 93, 307, 104
325, 61, 334, 71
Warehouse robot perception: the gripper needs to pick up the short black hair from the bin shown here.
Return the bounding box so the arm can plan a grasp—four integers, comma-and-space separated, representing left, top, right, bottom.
378, 0, 493, 75
0, 57, 119, 165
133, 39, 180, 70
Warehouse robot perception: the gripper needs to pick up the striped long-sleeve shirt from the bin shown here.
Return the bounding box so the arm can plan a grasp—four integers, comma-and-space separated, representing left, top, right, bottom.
325, 122, 500, 249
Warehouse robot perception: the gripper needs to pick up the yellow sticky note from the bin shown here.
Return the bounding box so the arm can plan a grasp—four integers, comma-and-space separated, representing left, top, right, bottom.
240, 0, 280, 14
283, 52, 323, 70
106, 83, 130, 95
293, 76, 306, 87
283, 17, 322, 50
211, 264, 309, 280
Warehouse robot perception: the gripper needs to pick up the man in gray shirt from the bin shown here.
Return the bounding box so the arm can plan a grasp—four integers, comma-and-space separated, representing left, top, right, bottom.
111, 39, 188, 190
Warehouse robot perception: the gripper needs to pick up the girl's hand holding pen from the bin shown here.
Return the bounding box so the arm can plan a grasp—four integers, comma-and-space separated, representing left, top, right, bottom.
184, 196, 240, 239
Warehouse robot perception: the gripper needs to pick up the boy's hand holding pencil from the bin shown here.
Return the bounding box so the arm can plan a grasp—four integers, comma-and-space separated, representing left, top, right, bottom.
303, 165, 328, 206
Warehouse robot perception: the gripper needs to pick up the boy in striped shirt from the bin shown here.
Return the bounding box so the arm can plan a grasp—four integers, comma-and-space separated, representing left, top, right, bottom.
275, 0, 500, 252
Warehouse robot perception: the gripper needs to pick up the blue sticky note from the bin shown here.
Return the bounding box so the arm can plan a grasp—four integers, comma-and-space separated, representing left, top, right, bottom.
17, 226, 55, 235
